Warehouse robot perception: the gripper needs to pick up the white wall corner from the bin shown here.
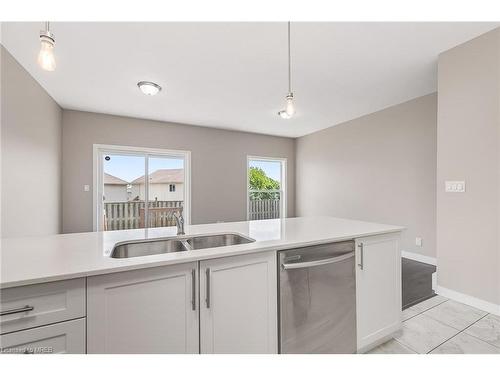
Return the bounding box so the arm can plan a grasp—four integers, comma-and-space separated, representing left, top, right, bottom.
436, 285, 500, 316
401, 250, 437, 266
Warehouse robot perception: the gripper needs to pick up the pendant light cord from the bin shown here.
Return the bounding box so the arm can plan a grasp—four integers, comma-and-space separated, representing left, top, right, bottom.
46, 21, 50, 32
288, 21, 292, 94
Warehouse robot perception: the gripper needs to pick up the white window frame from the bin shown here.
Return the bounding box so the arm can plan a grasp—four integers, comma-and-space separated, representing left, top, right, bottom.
93, 144, 191, 231
246, 155, 287, 220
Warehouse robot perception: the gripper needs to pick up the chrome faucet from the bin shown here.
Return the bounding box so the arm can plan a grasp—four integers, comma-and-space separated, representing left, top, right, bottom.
174, 212, 185, 235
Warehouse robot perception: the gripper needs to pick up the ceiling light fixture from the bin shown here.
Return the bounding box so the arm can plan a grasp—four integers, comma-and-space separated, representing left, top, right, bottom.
38, 22, 56, 71
278, 22, 295, 119
137, 81, 162, 96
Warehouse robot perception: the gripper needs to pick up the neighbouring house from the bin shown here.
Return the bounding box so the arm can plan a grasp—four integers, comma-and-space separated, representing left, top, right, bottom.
103, 173, 130, 202
130, 169, 184, 202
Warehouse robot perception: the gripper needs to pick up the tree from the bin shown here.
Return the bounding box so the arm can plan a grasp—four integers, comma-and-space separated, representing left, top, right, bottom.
249, 167, 280, 199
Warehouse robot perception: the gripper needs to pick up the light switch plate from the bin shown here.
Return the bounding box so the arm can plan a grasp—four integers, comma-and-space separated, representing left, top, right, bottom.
445, 180, 465, 193
84, 184, 90, 192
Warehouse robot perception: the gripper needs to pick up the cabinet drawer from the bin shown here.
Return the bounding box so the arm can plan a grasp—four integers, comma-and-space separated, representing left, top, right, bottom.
0, 278, 85, 334
0, 318, 86, 354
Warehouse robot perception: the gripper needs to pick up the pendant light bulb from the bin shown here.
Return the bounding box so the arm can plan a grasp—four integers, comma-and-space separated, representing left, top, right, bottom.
285, 93, 295, 116
279, 110, 292, 119
38, 23, 56, 71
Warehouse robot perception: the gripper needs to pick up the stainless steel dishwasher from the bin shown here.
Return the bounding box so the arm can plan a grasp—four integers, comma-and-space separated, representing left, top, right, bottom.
278, 240, 356, 353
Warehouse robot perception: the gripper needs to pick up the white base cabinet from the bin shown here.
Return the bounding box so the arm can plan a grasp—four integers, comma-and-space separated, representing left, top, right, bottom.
0, 278, 86, 354
86, 251, 277, 354
355, 233, 402, 352
200, 251, 277, 354
87, 262, 199, 353
0, 234, 400, 354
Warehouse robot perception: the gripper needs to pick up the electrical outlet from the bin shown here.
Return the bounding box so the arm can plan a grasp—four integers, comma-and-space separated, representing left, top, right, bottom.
84, 185, 90, 192
445, 180, 465, 193
415, 237, 423, 247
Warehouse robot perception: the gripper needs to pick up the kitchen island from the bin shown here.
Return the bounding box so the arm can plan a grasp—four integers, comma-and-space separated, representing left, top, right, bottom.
0, 216, 404, 354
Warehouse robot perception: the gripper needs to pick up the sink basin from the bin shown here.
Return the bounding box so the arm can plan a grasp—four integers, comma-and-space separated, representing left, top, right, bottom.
110, 233, 255, 258
186, 233, 255, 250
111, 238, 189, 258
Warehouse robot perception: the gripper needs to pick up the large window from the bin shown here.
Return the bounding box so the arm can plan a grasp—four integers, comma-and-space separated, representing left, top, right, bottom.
93, 145, 190, 231
247, 156, 286, 220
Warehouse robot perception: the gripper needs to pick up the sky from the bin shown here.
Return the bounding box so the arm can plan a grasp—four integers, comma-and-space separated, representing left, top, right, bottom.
103, 154, 281, 183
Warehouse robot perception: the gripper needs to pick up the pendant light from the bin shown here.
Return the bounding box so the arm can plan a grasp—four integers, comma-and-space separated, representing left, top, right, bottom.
278, 22, 295, 119
38, 22, 56, 71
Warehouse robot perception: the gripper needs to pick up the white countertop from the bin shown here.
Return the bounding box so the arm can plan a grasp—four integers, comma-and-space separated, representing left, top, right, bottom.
0, 216, 403, 289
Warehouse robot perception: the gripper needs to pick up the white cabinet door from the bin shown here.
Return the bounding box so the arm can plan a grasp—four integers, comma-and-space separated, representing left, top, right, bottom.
200, 251, 277, 354
87, 262, 199, 353
0, 318, 86, 354
355, 233, 402, 352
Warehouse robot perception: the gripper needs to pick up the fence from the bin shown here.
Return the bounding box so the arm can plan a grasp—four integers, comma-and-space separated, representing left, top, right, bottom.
104, 198, 280, 230
104, 200, 183, 231
248, 198, 280, 220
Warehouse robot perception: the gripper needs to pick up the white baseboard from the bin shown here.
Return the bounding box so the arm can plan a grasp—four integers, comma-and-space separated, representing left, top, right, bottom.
436, 285, 500, 315
402, 251, 437, 266
356, 321, 402, 353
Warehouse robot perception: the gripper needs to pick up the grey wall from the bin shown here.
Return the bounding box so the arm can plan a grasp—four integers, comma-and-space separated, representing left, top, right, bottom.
437, 28, 500, 304
62, 110, 295, 233
1, 46, 62, 237
296, 94, 437, 258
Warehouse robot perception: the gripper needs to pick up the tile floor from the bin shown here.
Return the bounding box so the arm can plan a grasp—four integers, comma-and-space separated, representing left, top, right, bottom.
368, 295, 500, 354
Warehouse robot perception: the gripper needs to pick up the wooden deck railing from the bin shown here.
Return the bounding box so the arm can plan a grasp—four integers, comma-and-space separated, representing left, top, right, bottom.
104, 200, 183, 231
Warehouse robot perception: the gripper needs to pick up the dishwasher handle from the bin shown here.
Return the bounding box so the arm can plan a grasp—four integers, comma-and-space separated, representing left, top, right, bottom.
281, 251, 355, 270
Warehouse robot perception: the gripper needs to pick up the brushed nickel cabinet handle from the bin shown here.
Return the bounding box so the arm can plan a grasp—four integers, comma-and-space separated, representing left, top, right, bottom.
191, 268, 196, 311
0, 305, 34, 316
282, 252, 355, 270
205, 268, 211, 309
358, 243, 364, 270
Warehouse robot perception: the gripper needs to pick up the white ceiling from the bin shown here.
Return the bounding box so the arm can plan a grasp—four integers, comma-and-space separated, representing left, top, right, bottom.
2, 22, 498, 138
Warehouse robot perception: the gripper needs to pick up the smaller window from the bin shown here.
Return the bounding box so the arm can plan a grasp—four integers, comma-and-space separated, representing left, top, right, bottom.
247, 156, 286, 220
169, 184, 176, 192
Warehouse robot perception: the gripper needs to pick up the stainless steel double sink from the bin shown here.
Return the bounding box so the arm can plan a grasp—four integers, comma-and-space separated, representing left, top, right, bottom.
111, 233, 255, 259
